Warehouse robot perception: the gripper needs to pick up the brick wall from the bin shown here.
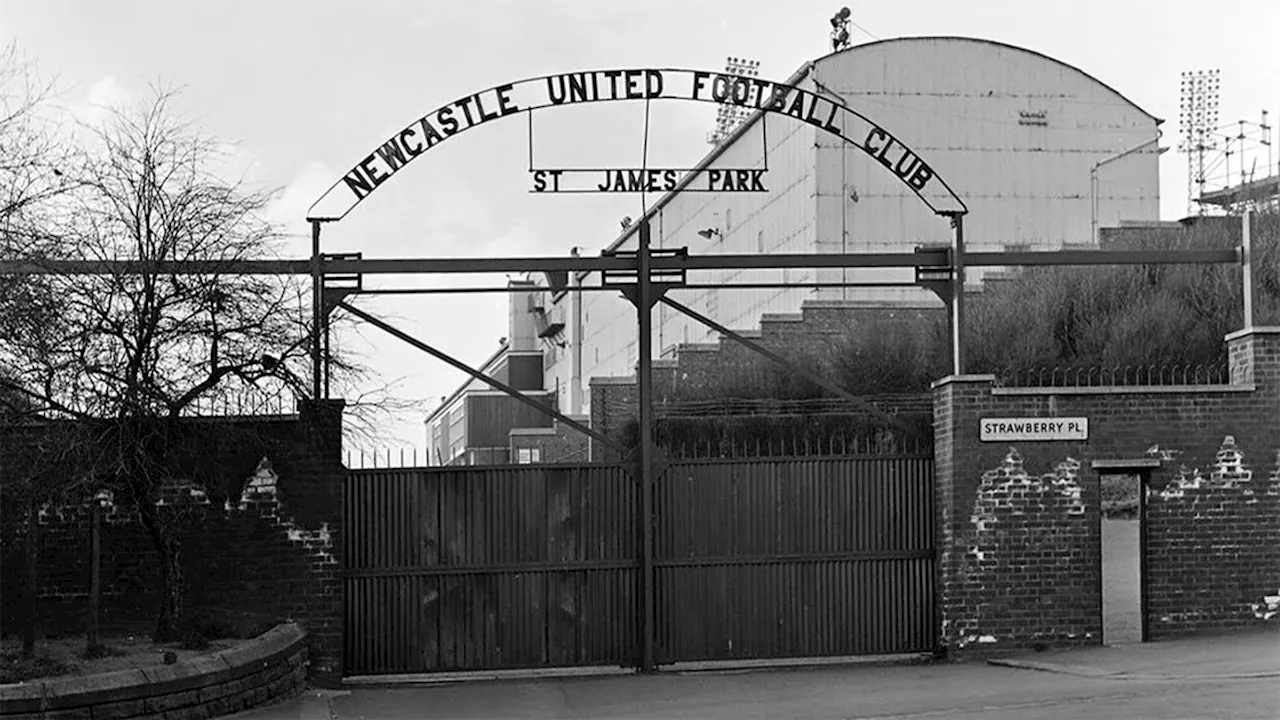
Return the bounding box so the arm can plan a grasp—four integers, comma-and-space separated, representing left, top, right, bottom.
932, 327, 1280, 655
0, 400, 345, 685
661, 300, 942, 399
0, 623, 308, 720
588, 300, 939, 460
509, 418, 591, 464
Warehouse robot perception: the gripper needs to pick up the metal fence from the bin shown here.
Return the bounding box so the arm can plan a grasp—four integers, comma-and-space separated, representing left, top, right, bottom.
343, 453, 935, 675
995, 362, 1231, 388
656, 433, 933, 459
343, 463, 637, 674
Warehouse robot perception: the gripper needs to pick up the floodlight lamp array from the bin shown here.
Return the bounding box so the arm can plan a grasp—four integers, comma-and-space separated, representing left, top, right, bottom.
1179, 69, 1221, 153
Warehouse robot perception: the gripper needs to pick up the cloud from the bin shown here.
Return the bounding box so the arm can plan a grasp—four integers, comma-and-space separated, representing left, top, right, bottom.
267, 160, 341, 243
73, 75, 130, 128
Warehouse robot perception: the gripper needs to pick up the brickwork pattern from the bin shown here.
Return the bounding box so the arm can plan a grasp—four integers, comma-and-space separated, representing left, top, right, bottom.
947, 450, 1098, 651
662, 302, 942, 400
589, 302, 940, 461
0, 401, 345, 685
0, 624, 307, 720
508, 420, 592, 464
932, 329, 1280, 655
1145, 437, 1280, 637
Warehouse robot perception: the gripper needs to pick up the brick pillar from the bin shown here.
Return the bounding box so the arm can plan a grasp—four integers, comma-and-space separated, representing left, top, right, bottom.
932, 374, 1102, 655
291, 399, 345, 686
931, 374, 995, 656
1226, 326, 1280, 390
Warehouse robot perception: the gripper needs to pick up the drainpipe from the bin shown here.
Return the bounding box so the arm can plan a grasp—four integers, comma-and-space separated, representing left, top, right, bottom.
570, 247, 584, 415
1091, 131, 1162, 244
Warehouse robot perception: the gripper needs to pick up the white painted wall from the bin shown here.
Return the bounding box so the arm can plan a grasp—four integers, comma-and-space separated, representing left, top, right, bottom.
810, 37, 1160, 303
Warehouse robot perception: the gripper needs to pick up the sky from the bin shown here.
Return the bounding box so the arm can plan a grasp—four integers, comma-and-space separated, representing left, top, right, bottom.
3, 0, 1277, 452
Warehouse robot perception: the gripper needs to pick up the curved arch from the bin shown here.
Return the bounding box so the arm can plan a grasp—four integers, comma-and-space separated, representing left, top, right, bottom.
306, 68, 967, 222
812, 36, 1158, 122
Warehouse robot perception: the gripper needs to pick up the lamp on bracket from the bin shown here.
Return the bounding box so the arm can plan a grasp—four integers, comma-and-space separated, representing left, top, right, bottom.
696, 228, 722, 240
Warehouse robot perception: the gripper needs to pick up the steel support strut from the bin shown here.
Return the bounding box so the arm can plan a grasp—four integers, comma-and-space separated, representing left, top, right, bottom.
636, 221, 656, 674
335, 301, 626, 454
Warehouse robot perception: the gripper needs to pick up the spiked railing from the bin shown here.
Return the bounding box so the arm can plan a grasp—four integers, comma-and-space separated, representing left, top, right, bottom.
995, 362, 1231, 388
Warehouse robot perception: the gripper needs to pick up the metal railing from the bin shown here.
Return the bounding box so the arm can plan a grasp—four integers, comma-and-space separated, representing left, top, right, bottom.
995, 362, 1231, 388
345, 447, 433, 469
656, 432, 933, 460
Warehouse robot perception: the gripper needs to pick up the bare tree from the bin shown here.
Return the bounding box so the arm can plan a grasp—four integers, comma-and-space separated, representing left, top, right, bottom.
0, 40, 79, 659
0, 42, 70, 250
0, 86, 318, 641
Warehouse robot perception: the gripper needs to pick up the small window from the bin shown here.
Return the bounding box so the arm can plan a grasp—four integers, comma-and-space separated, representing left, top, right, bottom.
757, 230, 765, 253
725, 208, 733, 233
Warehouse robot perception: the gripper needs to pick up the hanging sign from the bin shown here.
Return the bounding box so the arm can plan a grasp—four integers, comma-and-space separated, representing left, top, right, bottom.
307, 68, 967, 220
531, 167, 767, 194
980, 418, 1089, 442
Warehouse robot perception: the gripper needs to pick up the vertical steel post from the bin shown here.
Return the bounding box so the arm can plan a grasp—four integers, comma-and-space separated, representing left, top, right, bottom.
324, 317, 332, 400
950, 214, 966, 375
1242, 209, 1254, 329
311, 220, 323, 400
636, 220, 656, 673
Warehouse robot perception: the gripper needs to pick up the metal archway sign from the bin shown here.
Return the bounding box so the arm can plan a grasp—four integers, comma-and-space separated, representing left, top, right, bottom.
306, 67, 968, 221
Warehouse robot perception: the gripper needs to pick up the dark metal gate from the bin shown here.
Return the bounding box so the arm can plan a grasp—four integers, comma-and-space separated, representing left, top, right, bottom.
342, 453, 934, 676
654, 455, 935, 663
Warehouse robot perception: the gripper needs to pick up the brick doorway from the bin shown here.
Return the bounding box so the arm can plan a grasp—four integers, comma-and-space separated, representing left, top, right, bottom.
1100, 470, 1146, 645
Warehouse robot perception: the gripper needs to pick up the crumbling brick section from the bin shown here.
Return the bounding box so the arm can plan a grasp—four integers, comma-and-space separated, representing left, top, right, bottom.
947, 451, 1098, 651
0, 400, 346, 686
932, 327, 1280, 656
1145, 437, 1280, 638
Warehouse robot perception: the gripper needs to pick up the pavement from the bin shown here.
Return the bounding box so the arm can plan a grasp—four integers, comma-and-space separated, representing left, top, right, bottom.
986, 625, 1280, 680
227, 627, 1280, 720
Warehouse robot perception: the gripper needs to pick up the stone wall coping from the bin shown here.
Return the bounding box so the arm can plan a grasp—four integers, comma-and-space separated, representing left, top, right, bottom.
991, 384, 1256, 396
1224, 326, 1280, 341
799, 299, 942, 310
0, 622, 306, 714
675, 343, 719, 353
509, 428, 558, 437
588, 376, 636, 387
759, 313, 803, 323
1091, 458, 1163, 470
930, 374, 997, 389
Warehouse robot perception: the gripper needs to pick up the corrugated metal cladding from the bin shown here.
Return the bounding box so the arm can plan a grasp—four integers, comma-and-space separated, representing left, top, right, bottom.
811, 37, 1160, 301
343, 454, 934, 674
541, 37, 1162, 407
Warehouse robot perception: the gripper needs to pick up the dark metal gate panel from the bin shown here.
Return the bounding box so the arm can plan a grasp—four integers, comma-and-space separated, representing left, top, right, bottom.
653, 455, 935, 663
343, 464, 637, 675
343, 454, 935, 675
